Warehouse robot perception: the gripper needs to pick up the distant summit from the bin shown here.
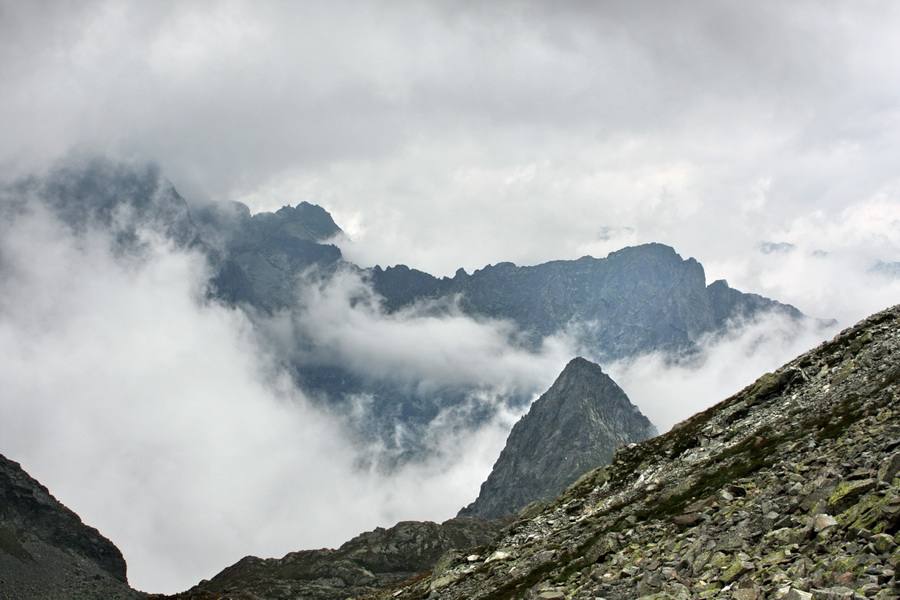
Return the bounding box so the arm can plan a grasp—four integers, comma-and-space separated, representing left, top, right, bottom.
194, 198, 345, 310
372, 243, 808, 360
459, 357, 658, 519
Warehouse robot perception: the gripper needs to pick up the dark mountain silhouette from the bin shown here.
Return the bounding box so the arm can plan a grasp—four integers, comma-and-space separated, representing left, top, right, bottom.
0, 454, 143, 600
459, 357, 657, 519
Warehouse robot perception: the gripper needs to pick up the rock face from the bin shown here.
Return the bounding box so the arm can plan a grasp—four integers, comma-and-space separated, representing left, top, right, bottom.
161, 517, 510, 600
365, 303, 900, 600
0, 454, 143, 600
372, 244, 807, 359
459, 357, 658, 519
196, 199, 345, 310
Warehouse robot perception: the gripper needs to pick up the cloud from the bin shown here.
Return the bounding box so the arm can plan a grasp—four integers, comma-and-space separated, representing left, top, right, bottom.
605, 310, 840, 434
270, 268, 572, 395
703, 194, 900, 325
0, 203, 544, 593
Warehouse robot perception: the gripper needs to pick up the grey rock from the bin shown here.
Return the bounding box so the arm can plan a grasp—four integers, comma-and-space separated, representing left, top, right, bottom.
812, 514, 839, 533
878, 452, 900, 483
0, 454, 142, 600
811, 586, 861, 600
459, 358, 657, 519
871, 532, 895, 554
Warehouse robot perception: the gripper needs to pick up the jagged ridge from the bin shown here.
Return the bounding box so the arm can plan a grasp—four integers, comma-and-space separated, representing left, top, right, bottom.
157, 517, 510, 600
372, 244, 806, 359
5, 160, 819, 464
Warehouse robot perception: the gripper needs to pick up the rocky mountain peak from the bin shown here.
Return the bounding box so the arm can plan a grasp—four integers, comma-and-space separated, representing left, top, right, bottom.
458, 357, 658, 519
260, 201, 343, 243
2, 157, 200, 252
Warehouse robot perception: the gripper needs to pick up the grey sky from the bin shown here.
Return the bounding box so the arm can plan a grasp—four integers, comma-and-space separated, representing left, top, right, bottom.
2, 0, 900, 592
2, 1, 899, 322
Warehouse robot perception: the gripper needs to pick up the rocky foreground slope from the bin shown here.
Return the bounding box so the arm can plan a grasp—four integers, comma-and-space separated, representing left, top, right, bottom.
157, 517, 510, 600
460, 357, 657, 519
365, 304, 900, 600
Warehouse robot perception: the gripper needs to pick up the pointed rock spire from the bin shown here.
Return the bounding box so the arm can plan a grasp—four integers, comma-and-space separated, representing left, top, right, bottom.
459, 357, 657, 519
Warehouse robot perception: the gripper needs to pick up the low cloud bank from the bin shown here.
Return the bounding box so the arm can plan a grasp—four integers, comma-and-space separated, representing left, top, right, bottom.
700, 196, 900, 328
259, 268, 573, 396
0, 204, 550, 593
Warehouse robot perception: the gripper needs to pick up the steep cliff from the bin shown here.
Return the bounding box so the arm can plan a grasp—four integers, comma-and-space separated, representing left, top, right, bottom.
0, 454, 143, 600
459, 357, 657, 519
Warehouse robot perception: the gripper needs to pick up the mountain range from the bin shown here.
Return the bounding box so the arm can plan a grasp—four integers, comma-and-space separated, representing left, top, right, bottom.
1, 158, 823, 464
370, 245, 804, 359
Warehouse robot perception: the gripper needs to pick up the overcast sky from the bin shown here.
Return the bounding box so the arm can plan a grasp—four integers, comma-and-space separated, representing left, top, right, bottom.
2, 0, 900, 593
3, 0, 900, 323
